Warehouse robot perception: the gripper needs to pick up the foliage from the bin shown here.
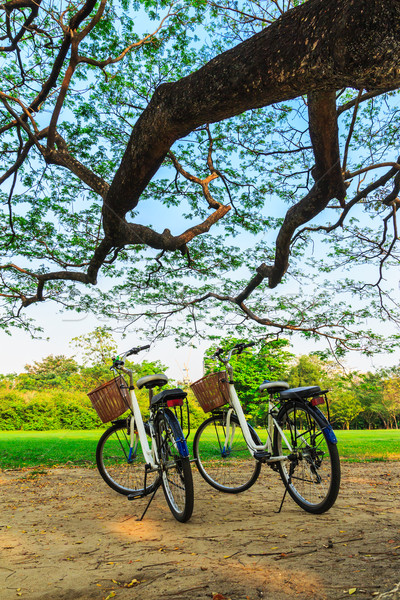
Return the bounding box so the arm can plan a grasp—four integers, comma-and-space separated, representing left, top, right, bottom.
70, 327, 118, 367
0, 389, 102, 430
353, 372, 384, 429
329, 384, 363, 431
283, 354, 400, 430
0, 0, 399, 359
18, 355, 79, 390
373, 367, 400, 430
0, 327, 203, 429
287, 355, 326, 388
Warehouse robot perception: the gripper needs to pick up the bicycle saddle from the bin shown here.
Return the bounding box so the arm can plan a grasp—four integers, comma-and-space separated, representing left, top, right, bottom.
259, 380, 289, 394
279, 385, 321, 399
136, 373, 168, 389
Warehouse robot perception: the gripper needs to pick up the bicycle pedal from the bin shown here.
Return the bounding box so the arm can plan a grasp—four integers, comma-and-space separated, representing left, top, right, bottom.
253, 451, 272, 463
127, 492, 144, 501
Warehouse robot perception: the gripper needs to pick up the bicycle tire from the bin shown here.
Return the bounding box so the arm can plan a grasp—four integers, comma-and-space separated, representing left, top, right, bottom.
273, 400, 340, 514
155, 409, 194, 523
193, 412, 262, 493
96, 420, 159, 496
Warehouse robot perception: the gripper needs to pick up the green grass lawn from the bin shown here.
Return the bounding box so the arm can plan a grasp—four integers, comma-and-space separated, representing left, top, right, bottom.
0, 430, 101, 469
334, 429, 400, 462
0, 428, 399, 469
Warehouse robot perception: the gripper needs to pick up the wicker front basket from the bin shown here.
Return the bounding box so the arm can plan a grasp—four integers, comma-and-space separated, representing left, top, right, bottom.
87, 376, 131, 423
190, 371, 230, 413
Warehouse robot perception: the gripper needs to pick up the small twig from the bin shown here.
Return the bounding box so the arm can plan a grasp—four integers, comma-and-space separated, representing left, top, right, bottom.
138, 561, 179, 570
138, 569, 178, 589
333, 536, 364, 545
275, 548, 318, 560
163, 584, 210, 596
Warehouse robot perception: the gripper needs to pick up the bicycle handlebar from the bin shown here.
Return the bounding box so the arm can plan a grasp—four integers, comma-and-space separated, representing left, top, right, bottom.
212, 341, 256, 363
125, 344, 150, 357
110, 344, 150, 370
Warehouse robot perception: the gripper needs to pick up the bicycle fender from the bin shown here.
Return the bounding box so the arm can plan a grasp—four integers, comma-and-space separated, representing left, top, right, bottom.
310, 405, 338, 445
163, 408, 190, 459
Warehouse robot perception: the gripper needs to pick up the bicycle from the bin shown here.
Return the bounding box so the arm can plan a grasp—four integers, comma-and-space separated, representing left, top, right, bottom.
88, 344, 194, 522
192, 342, 340, 514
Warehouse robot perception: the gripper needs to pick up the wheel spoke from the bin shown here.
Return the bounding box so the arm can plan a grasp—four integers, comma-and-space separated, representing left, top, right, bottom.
96, 421, 158, 496
157, 411, 193, 522
193, 413, 261, 493
273, 402, 340, 513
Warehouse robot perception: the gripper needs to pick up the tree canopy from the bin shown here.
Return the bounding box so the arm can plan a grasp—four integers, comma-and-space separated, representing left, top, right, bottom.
1, 0, 400, 355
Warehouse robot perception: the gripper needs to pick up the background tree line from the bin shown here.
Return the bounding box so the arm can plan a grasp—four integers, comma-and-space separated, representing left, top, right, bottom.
204, 339, 400, 430
0, 327, 202, 430
1, 329, 398, 431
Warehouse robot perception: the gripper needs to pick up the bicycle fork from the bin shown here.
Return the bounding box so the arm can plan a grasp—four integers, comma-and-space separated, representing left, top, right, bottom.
222, 409, 236, 457
128, 415, 139, 463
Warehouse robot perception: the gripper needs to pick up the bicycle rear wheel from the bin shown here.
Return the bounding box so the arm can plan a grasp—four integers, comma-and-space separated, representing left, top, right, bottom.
193, 413, 262, 493
273, 401, 340, 514
156, 409, 194, 523
96, 420, 159, 496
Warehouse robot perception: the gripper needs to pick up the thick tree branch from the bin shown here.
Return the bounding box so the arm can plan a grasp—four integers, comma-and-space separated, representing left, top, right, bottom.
104, 0, 400, 232
0, 0, 42, 52
236, 89, 345, 302
108, 204, 231, 251
293, 157, 400, 239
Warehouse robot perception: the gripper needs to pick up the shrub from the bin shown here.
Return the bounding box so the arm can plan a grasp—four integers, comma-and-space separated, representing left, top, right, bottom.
0, 389, 103, 430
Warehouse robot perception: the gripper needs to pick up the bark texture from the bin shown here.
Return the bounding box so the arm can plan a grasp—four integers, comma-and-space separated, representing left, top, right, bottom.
104, 0, 400, 237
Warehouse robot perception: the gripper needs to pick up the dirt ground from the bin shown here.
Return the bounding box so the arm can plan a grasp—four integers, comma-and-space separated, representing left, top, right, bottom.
1, 462, 399, 600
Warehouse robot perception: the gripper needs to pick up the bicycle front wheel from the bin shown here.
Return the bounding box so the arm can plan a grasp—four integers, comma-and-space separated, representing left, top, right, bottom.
156, 409, 194, 522
193, 413, 262, 493
273, 401, 340, 514
96, 420, 159, 496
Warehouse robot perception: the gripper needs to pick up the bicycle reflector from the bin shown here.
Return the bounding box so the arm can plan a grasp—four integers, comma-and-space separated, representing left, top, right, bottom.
311, 396, 324, 406
167, 398, 184, 407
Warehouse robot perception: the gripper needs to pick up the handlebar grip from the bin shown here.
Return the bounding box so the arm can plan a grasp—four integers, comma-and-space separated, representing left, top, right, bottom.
126, 344, 150, 357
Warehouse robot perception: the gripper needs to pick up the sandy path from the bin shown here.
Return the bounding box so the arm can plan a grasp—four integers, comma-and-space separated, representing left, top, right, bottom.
1, 462, 399, 600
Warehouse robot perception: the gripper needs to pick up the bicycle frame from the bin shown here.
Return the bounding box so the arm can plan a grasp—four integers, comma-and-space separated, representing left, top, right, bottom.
221, 360, 292, 463
119, 366, 159, 470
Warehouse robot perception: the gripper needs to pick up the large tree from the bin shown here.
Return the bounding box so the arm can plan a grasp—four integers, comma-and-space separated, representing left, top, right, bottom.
1, 0, 400, 354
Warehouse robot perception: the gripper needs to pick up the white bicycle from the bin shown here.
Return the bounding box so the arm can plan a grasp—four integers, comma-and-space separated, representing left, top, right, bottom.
192, 342, 340, 514
92, 345, 194, 522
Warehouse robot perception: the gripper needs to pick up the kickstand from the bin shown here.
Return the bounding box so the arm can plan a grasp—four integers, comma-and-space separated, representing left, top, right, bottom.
276, 460, 296, 514
136, 478, 162, 521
